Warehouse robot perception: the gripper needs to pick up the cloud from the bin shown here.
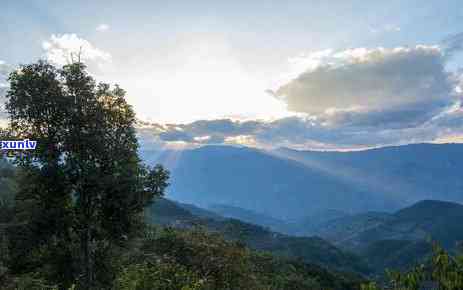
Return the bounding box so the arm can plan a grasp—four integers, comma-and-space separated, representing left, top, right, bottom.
154, 119, 262, 145
42, 34, 111, 67
96, 24, 110, 32
0, 61, 11, 93
0, 61, 10, 79
317, 100, 450, 129
139, 104, 463, 150
273, 46, 454, 115
139, 45, 463, 150
0, 61, 13, 122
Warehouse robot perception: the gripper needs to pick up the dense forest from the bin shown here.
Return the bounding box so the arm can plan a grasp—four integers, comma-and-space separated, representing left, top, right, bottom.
0, 61, 462, 289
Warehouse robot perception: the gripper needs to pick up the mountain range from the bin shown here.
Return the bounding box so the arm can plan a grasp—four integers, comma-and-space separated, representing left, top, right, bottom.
141, 143, 463, 220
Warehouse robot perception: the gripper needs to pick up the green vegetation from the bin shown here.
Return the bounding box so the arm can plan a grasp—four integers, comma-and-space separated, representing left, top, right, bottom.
114, 226, 363, 290
0, 60, 462, 289
149, 198, 371, 275
361, 239, 433, 274
0, 61, 169, 289
361, 244, 463, 290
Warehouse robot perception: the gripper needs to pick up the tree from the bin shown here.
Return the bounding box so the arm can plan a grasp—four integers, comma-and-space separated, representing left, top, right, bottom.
5, 60, 169, 289
361, 244, 463, 290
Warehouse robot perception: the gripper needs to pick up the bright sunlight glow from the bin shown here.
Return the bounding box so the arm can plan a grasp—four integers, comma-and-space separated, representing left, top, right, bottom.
119, 39, 291, 124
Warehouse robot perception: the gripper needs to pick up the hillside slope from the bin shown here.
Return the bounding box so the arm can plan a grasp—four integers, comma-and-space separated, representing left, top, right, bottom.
309, 211, 394, 244
337, 200, 463, 252
148, 198, 370, 275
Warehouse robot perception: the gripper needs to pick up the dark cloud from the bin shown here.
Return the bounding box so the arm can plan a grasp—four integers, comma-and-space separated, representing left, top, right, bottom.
156, 119, 262, 145
186, 119, 260, 136
319, 100, 451, 129
159, 130, 194, 142
140, 99, 463, 150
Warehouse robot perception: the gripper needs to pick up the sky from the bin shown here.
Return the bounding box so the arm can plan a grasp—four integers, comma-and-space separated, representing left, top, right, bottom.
2, 0, 463, 150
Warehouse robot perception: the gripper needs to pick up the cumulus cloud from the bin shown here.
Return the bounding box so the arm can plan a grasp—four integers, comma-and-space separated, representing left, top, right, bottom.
139, 45, 463, 150
42, 34, 111, 67
96, 24, 110, 32
273, 46, 454, 115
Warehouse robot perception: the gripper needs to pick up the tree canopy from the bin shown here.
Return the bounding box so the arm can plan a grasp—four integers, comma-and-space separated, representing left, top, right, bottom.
3, 60, 169, 289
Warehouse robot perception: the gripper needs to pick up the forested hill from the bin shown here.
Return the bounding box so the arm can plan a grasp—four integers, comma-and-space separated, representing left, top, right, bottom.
147, 198, 370, 275
345, 200, 463, 251
299, 200, 463, 274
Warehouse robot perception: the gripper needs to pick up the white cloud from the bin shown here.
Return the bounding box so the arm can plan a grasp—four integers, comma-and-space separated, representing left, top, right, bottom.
273, 45, 454, 115
0, 61, 9, 73
138, 44, 463, 150
0, 61, 11, 88
96, 24, 110, 32
42, 34, 111, 67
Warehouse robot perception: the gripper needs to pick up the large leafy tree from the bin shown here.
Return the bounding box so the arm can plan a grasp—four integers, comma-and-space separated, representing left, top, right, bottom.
5, 60, 169, 289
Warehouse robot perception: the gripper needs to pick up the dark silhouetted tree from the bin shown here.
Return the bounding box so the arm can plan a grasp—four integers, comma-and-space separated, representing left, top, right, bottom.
5, 60, 169, 289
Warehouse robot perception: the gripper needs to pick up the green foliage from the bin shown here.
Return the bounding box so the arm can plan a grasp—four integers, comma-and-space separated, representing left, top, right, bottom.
386, 266, 426, 290
149, 198, 371, 275
0, 164, 16, 222
3, 60, 169, 289
362, 239, 433, 274
430, 245, 463, 289
361, 244, 463, 290
115, 261, 205, 290
139, 227, 261, 290
115, 226, 363, 290
3, 273, 59, 290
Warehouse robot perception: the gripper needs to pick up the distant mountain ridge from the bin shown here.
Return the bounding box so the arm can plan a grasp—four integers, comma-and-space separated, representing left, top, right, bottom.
348, 200, 463, 251
302, 199, 463, 259
275, 143, 463, 206
307, 211, 394, 243
143, 143, 463, 220
207, 204, 295, 234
